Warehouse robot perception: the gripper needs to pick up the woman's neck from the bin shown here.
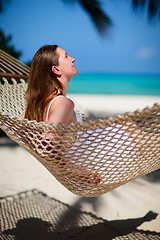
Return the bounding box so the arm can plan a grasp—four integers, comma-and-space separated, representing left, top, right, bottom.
58, 76, 70, 97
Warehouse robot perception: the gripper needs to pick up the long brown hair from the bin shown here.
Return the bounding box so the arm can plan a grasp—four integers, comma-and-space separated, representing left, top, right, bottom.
25, 45, 63, 121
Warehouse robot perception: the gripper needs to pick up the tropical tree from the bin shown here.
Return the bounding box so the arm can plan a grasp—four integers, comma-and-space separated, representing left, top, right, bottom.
62, 0, 160, 34
62, 0, 112, 34
0, 0, 160, 35
0, 0, 21, 58
0, 29, 21, 59
0, 0, 9, 12
132, 0, 160, 19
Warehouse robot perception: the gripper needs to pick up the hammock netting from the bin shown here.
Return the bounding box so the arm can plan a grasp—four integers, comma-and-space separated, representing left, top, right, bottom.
0, 50, 160, 197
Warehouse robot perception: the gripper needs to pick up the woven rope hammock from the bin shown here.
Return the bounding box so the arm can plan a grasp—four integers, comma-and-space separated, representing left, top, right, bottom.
0, 50, 160, 197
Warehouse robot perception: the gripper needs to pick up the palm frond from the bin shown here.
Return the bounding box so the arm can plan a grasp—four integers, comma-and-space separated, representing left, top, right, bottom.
132, 0, 160, 18
62, 0, 111, 34
0, 0, 10, 13
148, 0, 160, 17
79, 0, 112, 34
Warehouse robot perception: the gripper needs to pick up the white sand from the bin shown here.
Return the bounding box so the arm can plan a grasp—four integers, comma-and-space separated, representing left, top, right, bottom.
0, 146, 160, 233
0, 95, 160, 233
69, 94, 160, 116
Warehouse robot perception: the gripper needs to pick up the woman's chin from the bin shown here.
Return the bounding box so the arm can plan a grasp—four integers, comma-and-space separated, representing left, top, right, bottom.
74, 69, 78, 75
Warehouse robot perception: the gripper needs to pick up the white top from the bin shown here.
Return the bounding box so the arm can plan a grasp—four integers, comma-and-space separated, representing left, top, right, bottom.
74, 110, 81, 123
46, 95, 81, 123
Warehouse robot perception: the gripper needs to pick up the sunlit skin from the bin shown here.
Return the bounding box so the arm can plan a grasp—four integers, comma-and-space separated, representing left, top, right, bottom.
21, 47, 78, 124
53, 47, 78, 95
46, 47, 78, 124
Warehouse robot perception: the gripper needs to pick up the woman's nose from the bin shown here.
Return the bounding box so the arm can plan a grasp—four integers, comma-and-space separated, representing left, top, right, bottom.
71, 57, 75, 62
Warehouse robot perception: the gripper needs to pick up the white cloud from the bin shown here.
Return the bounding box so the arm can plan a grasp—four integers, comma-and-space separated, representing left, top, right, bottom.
136, 47, 157, 59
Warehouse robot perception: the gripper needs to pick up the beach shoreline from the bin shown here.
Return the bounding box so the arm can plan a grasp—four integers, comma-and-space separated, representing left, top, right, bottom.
68, 94, 160, 117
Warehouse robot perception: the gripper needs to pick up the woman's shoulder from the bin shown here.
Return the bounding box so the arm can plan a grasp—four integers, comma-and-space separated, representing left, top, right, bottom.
53, 95, 74, 107
47, 95, 75, 124
49, 95, 74, 113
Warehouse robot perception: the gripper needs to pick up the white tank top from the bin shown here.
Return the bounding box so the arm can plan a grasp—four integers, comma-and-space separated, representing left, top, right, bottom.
46, 95, 81, 123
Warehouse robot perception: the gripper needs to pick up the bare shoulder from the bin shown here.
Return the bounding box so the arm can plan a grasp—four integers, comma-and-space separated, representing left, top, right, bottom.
50, 96, 74, 110
47, 96, 75, 124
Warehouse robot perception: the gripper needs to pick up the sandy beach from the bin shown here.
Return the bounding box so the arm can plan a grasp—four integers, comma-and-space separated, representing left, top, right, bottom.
69, 94, 160, 117
0, 94, 160, 236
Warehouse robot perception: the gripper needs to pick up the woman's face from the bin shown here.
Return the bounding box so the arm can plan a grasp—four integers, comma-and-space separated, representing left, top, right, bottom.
56, 47, 78, 80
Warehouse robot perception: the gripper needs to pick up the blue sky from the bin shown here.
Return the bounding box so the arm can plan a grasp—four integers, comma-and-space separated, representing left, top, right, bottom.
0, 0, 160, 73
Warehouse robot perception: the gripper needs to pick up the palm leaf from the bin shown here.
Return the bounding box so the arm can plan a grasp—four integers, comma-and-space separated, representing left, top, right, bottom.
0, 0, 10, 13
132, 0, 160, 18
62, 0, 112, 34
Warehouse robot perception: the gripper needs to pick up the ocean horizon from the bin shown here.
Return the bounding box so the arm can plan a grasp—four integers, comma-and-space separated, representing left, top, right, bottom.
68, 73, 160, 96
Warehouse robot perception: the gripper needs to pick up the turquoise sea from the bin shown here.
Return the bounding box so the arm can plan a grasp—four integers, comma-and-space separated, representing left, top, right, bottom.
68, 74, 160, 96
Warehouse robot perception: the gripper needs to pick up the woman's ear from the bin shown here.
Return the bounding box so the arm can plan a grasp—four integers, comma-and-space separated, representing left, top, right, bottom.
52, 66, 61, 76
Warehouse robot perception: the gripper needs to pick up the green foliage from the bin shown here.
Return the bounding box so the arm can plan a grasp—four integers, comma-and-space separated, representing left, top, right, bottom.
0, 29, 21, 59
132, 0, 160, 19
63, 0, 160, 34
0, 0, 10, 13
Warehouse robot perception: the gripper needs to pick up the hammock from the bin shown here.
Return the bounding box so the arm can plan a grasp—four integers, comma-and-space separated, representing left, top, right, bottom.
0, 50, 160, 197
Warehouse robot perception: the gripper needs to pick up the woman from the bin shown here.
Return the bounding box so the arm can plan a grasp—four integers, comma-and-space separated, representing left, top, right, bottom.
21, 44, 139, 187
22, 44, 81, 124
21, 44, 101, 185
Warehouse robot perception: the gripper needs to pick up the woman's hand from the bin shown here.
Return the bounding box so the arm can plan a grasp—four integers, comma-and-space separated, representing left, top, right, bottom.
20, 112, 25, 119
